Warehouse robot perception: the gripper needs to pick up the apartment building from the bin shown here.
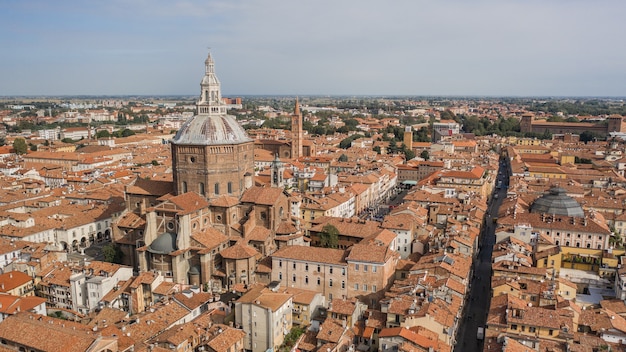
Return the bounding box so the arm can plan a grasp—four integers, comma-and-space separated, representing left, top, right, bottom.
38, 261, 133, 314
271, 246, 348, 301
346, 243, 399, 308
234, 285, 293, 352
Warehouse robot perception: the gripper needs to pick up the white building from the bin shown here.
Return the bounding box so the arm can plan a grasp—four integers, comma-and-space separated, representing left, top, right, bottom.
432, 120, 461, 141
60, 262, 133, 315
234, 286, 293, 352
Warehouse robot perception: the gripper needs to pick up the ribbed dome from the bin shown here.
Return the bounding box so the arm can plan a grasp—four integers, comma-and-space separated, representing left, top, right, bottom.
171, 114, 251, 146
148, 232, 178, 254
530, 187, 584, 218
201, 74, 219, 85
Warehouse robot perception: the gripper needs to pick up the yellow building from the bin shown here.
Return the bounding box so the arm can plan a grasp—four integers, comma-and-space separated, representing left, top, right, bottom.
0, 271, 35, 297
487, 293, 577, 342
435, 166, 489, 198
559, 154, 575, 165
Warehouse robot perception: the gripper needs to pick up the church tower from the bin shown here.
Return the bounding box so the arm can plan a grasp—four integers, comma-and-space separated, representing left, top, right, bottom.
520, 113, 534, 134
270, 154, 284, 188
170, 52, 255, 199
607, 114, 624, 133
291, 97, 303, 159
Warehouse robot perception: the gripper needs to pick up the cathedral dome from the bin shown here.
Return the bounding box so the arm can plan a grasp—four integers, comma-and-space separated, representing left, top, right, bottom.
148, 232, 178, 254
530, 187, 584, 218
201, 74, 219, 85
171, 114, 251, 145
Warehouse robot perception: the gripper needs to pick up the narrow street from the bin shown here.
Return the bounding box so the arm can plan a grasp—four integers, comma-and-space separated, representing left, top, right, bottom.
454, 160, 508, 351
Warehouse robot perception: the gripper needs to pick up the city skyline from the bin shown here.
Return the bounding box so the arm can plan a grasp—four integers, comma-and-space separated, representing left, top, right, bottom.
2, 0, 626, 97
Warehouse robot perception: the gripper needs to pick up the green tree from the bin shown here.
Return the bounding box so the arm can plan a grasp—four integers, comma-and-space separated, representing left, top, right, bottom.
151, 160, 159, 166
13, 137, 28, 154
339, 134, 363, 149
580, 130, 599, 143
279, 326, 305, 352
29, 144, 37, 151
420, 150, 430, 160
121, 129, 136, 137
440, 109, 456, 121
319, 224, 339, 248
413, 127, 430, 142
547, 115, 564, 122
373, 146, 381, 154
338, 154, 348, 162
344, 118, 358, 128
402, 144, 415, 161
102, 243, 123, 263
609, 232, 623, 249
96, 130, 111, 139
540, 129, 552, 140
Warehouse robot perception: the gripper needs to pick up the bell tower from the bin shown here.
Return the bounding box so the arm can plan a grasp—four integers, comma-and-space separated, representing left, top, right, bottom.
520, 113, 534, 134
270, 154, 284, 188
291, 97, 303, 159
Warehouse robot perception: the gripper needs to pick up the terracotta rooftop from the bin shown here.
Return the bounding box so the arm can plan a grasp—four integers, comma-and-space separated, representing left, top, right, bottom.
272, 245, 347, 265
0, 313, 116, 352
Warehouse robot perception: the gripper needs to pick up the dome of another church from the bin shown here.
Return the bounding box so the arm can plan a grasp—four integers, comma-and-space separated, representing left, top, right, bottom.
530, 187, 584, 218
148, 232, 178, 254
171, 114, 251, 145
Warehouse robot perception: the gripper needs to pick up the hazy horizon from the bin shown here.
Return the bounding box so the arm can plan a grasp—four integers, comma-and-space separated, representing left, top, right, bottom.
2, 1, 626, 97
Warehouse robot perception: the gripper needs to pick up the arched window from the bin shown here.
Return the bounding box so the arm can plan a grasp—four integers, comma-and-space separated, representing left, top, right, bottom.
305, 276, 309, 284
279, 272, 282, 280
182, 181, 187, 193
228, 182, 233, 194
214, 183, 220, 195
199, 182, 205, 196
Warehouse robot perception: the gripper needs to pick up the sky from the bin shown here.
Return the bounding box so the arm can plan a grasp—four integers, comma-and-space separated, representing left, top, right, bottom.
1, 0, 625, 97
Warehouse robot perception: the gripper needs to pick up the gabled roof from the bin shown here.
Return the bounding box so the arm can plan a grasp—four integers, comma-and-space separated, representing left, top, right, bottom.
0, 313, 115, 352
219, 243, 259, 259
240, 186, 284, 205
0, 271, 32, 292
126, 178, 173, 196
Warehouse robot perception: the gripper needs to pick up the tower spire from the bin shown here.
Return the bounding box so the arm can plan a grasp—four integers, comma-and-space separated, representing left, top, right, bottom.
197, 51, 225, 116
294, 96, 300, 116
